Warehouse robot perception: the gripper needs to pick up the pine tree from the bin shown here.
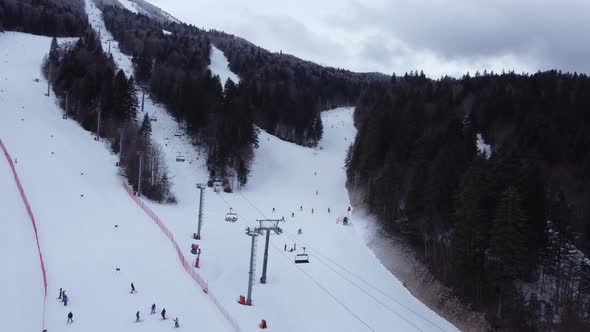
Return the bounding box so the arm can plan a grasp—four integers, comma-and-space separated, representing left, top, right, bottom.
49, 37, 60, 64
237, 159, 249, 188
139, 113, 152, 142
487, 186, 528, 280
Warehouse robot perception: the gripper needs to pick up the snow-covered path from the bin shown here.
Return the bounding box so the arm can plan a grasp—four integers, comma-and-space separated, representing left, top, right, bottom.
84, 0, 459, 326
0, 31, 232, 332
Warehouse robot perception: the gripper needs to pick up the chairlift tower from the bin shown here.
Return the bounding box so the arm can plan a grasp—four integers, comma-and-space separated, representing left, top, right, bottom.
244, 227, 259, 305
195, 183, 206, 239
256, 218, 283, 284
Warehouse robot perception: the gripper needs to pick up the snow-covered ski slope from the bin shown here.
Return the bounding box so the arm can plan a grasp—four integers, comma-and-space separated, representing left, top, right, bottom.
0, 32, 232, 332
0, 1, 461, 330
84, 2, 459, 330
210, 45, 240, 87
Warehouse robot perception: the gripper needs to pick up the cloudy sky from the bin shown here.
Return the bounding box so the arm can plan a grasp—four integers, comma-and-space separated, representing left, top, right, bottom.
145, 0, 590, 78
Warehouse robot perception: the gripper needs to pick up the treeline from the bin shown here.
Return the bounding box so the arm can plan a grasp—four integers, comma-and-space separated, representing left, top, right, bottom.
99, 5, 258, 187
0, 0, 88, 36
45, 32, 174, 202
209, 30, 387, 145
347, 71, 590, 331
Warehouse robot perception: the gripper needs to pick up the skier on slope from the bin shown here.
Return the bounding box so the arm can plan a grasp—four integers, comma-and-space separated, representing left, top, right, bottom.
150, 303, 156, 314
58, 288, 63, 299
136, 311, 140, 322
298, 229, 302, 235
130, 282, 136, 293
174, 317, 180, 328
161, 308, 167, 320
62, 294, 68, 306
67, 312, 73, 324
291, 212, 294, 218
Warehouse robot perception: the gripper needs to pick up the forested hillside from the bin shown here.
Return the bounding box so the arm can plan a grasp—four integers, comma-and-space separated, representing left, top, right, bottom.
45, 32, 173, 202
347, 71, 590, 331
208, 30, 387, 145
0, 0, 88, 36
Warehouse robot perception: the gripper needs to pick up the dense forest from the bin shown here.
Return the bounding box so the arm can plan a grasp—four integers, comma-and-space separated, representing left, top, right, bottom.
0, 0, 88, 36
45, 32, 173, 202
98, 3, 258, 187
347, 71, 590, 331
208, 30, 387, 146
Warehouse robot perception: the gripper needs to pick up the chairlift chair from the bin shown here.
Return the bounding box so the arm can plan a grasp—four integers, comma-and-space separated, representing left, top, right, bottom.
174, 132, 183, 137
176, 154, 186, 162
225, 208, 238, 222
294, 247, 309, 264
150, 116, 157, 122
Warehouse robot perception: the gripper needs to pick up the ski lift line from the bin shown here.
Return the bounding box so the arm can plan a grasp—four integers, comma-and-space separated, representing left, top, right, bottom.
222, 192, 375, 331
238, 192, 448, 332
264, 236, 375, 332
282, 232, 447, 332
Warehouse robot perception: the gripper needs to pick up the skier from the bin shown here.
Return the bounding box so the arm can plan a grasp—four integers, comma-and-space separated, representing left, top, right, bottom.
298, 228, 302, 235
62, 294, 68, 306
161, 308, 167, 320
284, 244, 287, 251
174, 317, 180, 328
328, 208, 331, 213
291, 212, 294, 218
311, 208, 314, 214
316, 190, 318, 195
150, 303, 156, 315
294, 242, 297, 250
136, 310, 140, 322
58, 288, 63, 299
272, 208, 275, 213
67, 312, 73, 324
300, 206, 303, 212
130, 282, 136, 293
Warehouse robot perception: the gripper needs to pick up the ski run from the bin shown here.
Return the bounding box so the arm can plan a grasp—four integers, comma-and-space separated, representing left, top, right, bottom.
0, 1, 460, 331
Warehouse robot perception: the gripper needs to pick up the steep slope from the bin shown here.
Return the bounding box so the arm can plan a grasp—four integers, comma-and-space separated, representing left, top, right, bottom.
0, 31, 232, 332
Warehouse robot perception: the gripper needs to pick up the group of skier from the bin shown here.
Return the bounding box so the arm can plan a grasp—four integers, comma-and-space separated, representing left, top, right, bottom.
52, 283, 180, 328
131, 283, 180, 328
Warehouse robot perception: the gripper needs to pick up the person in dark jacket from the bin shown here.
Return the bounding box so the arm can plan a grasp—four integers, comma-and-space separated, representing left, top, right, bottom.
174, 317, 180, 328
136, 311, 140, 322
150, 303, 156, 314
161, 308, 166, 320
67, 312, 73, 324
62, 294, 68, 306
130, 282, 136, 293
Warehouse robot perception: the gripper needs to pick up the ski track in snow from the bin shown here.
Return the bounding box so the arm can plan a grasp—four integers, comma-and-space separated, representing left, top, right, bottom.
0, 29, 232, 332
0, 1, 462, 330
209, 46, 240, 87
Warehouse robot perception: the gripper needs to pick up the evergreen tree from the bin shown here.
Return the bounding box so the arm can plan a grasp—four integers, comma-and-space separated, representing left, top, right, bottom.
487, 186, 528, 280
139, 113, 152, 142
237, 159, 249, 188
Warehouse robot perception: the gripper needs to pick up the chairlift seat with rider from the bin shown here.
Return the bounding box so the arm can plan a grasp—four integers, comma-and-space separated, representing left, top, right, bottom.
176, 154, 186, 162
225, 208, 238, 222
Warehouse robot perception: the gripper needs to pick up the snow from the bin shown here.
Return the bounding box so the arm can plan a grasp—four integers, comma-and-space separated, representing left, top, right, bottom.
117, 0, 139, 14
476, 133, 491, 158
209, 45, 240, 87
0, 31, 232, 332
0, 1, 461, 330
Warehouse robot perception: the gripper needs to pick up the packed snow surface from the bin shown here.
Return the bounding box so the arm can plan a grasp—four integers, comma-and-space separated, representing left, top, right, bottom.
476, 133, 491, 158
0, 1, 461, 330
0, 31, 232, 332
209, 46, 240, 87
117, 0, 139, 13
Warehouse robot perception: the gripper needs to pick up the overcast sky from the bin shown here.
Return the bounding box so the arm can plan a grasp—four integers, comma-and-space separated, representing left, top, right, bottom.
145, 0, 590, 78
